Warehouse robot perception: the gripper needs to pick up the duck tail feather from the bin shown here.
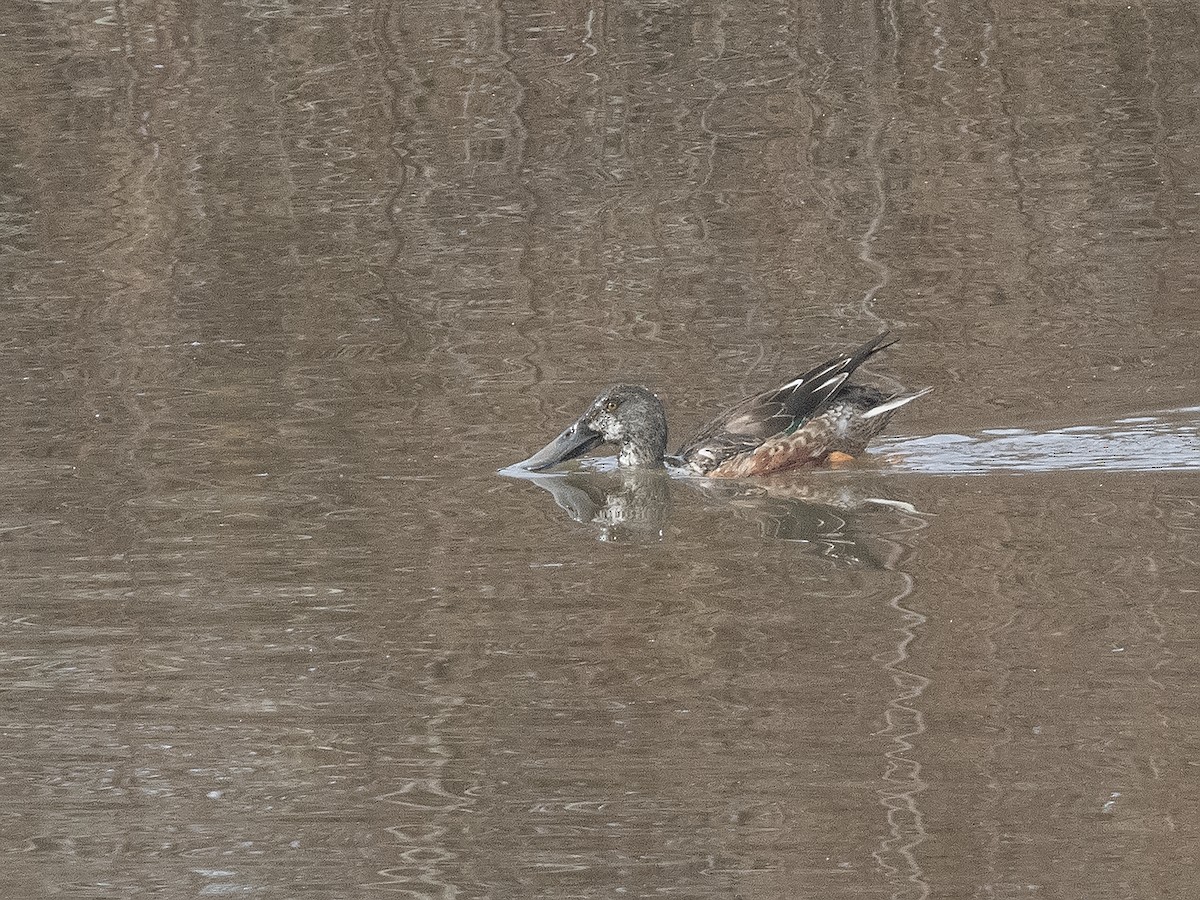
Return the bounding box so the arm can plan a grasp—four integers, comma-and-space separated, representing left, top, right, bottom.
860, 386, 933, 420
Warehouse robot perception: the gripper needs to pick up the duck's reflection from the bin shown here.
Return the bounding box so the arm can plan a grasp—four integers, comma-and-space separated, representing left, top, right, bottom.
506, 465, 920, 555
690, 477, 903, 552
516, 469, 672, 542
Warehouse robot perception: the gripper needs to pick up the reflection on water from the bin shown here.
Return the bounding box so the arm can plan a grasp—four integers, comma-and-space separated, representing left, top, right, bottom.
506, 468, 674, 541
505, 463, 924, 561
3, 0, 1200, 898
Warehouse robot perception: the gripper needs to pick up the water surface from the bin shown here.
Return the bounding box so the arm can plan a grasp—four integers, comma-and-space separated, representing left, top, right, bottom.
1, 1, 1198, 898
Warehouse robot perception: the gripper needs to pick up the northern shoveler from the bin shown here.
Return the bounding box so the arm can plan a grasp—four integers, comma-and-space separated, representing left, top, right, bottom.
513, 332, 929, 477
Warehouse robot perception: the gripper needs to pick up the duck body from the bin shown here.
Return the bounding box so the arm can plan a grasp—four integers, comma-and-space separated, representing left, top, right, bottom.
514, 333, 928, 477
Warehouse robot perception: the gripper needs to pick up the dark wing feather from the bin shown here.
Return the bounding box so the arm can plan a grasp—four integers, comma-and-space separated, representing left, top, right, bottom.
674, 332, 895, 471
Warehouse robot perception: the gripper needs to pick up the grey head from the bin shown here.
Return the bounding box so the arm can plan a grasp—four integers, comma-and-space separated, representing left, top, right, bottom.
513, 384, 669, 471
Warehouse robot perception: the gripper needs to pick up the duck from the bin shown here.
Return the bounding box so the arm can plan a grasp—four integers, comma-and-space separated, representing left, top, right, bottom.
513, 332, 929, 477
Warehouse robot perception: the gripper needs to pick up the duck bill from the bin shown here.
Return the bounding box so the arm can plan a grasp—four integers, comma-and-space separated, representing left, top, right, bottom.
514, 418, 603, 471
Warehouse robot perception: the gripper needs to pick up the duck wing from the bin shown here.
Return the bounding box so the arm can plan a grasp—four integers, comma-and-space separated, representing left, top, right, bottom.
673, 332, 895, 473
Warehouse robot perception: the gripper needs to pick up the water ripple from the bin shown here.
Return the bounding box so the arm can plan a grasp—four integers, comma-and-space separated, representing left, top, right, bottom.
879, 407, 1200, 474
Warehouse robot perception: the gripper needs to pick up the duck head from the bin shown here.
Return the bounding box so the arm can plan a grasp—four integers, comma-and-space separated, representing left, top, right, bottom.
514, 384, 668, 471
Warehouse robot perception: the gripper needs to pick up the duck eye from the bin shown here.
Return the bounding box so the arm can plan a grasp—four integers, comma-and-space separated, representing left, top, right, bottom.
605, 400, 619, 413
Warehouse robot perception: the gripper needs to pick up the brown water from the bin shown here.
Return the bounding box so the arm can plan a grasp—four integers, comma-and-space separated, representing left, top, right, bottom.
2, 1, 1198, 898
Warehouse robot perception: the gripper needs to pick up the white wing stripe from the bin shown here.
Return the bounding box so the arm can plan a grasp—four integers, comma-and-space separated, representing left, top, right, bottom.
860, 387, 933, 419
816, 373, 849, 393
